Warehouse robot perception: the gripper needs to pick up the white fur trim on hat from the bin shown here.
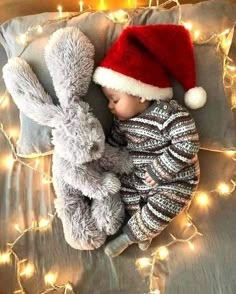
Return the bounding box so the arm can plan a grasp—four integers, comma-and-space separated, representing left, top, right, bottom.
93, 67, 173, 101
184, 87, 207, 110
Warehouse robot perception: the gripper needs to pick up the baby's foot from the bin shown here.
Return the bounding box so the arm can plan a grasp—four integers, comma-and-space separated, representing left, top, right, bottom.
138, 239, 152, 251
104, 233, 133, 258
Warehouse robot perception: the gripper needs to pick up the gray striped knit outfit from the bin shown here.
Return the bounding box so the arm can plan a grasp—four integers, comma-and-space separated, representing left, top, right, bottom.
93, 25, 207, 256
108, 99, 200, 242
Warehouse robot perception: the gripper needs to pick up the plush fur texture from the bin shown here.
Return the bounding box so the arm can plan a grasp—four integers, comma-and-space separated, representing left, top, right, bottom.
3, 27, 133, 250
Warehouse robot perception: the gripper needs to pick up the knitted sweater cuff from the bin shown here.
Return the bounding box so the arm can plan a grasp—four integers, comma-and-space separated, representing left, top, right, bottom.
146, 164, 165, 185
123, 225, 139, 243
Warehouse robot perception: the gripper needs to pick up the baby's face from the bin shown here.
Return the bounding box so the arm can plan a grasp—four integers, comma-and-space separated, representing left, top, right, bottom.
102, 87, 150, 121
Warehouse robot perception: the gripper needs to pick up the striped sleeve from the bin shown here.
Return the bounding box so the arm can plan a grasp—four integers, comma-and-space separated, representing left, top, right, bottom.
107, 118, 127, 147
146, 107, 200, 184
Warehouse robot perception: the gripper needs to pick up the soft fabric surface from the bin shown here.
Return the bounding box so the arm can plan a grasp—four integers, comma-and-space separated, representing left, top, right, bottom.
0, 1, 236, 293
0, 1, 236, 156
0, 145, 235, 293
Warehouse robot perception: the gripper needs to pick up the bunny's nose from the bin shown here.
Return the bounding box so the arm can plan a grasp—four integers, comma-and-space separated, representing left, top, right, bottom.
90, 143, 99, 152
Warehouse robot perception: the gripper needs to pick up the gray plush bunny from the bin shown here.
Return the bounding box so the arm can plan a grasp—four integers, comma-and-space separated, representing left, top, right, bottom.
3, 27, 133, 250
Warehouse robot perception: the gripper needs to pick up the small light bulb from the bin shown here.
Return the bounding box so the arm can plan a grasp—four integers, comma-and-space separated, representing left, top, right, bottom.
0, 96, 9, 109
42, 176, 52, 185
227, 65, 235, 71
79, 1, 84, 12
4, 156, 15, 168
221, 28, 230, 36
39, 218, 50, 229
20, 263, 34, 277
34, 158, 40, 169
194, 30, 200, 40
57, 5, 63, 17
225, 151, 235, 157
196, 192, 209, 206
136, 257, 151, 268
188, 241, 195, 250
218, 183, 230, 195
66, 283, 73, 291
182, 22, 192, 31
157, 246, 169, 260
37, 26, 43, 33
0, 252, 11, 264
151, 290, 161, 294
8, 128, 18, 138
14, 224, 22, 233
19, 33, 28, 45
231, 95, 236, 108
44, 272, 57, 285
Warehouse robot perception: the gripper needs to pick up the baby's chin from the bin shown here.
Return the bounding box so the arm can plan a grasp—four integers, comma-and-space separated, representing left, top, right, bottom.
117, 116, 127, 121
114, 114, 133, 121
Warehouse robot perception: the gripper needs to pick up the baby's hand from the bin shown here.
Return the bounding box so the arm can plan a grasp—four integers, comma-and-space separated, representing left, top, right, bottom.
144, 171, 159, 188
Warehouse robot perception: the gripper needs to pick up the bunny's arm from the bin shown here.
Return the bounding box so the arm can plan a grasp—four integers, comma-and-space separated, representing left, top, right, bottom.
56, 157, 121, 200
98, 143, 133, 175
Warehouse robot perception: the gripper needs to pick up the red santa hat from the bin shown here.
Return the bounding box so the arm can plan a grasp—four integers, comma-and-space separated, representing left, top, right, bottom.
93, 24, 207, 109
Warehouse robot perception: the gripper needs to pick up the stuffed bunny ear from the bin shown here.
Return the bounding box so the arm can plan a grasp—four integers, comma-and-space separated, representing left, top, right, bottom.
2, 57, 63, 128
45, 27, 95, 109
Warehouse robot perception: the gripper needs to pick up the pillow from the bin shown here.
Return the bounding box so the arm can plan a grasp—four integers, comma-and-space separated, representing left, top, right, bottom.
0, 0, 236, 156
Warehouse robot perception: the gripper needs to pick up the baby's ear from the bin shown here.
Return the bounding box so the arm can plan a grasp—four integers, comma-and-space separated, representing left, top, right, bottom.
140, 97, 147, 103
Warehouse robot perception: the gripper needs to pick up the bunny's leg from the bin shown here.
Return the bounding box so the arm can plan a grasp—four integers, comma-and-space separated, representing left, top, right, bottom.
54, 183, 106, 250
91, 193, 125, 236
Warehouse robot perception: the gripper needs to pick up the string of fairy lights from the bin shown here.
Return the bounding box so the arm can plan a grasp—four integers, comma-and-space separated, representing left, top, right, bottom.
0, 0, 235, 293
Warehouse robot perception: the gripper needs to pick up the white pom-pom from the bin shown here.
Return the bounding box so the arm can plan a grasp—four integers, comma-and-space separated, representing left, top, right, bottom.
184, 87, 207, 110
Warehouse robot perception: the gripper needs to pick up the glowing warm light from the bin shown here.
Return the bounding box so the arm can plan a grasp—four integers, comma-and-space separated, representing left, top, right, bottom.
221, 28, 230, 36
225, 150, 236, 157
98, 0, 106, 10
44, 272, 58, 285
231, 95, 236, 108
220, 27, 234, 55
4, 156, 15, 168
8, 128, 18, 138
20, 263, 34, 277
157, 246, 169, 260
188, 241, 195, 250
42, 176, 52, 185
227, 65, 236, 71
217, 183, 230, 195
14, 224, 22, 233
19, 33, 27, 45
182, 22, 192, 31
196, 192, 209, 206
108, 10, 129, 23
194, 30, 200, 40
34, 158, 40, 169
79, 1, 83, 12
0, 252, 11, 264
186, 221, 192, 227
39, 218, 50, 228
57, 5, 63, 17
136, 257, 151, 268
37, 26, 43, 33
127, 0, 132, 7
65, 283, 73, 291
150, 290, 161, 294
0, 96, 9, 109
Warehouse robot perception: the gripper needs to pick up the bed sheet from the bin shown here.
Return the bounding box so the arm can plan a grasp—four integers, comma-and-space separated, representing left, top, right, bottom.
0, 2, 236, 293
